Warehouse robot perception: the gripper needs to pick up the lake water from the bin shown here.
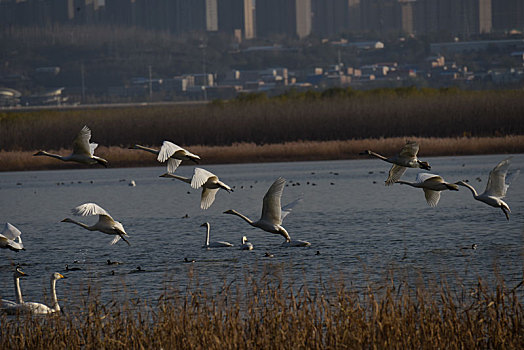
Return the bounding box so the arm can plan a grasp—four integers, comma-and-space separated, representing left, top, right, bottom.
1, 154, 523, 308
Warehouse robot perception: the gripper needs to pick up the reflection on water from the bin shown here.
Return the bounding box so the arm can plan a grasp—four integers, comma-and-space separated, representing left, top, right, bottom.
0, 154, 523, 305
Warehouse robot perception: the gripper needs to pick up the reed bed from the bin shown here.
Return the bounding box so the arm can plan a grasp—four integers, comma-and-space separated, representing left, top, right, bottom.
1, 89, 524, 152
2, 135, 523, 172
1, 274, 522, 349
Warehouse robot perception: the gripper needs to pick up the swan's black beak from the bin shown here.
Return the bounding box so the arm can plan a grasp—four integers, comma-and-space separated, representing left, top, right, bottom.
359, 150, 371, 156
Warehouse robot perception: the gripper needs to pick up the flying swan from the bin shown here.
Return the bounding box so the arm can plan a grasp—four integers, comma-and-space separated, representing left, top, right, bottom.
34, 125, 108, 167
61, 203, 130, 245
396, 173, 459, 207
455, 157, 519, 220
130, 141, 200, 173
360, 140, 431, 185
0, 266, 27, 314
160, 167, 233, 209
224, 177, 310, 247
201, 222, 233, 248
0, 222, 25, 252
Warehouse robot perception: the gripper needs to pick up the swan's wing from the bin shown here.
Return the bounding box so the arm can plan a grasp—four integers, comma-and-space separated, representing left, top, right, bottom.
191, 168, 216, 189
484, 158, 512, 198
201, 188, 219, 210
166, 158, 182, 173
3, 235, 24, 251
1, 223, 21, 240
261, 177, 285, 224
399, 141, 419, 158
110, 235, 121, 245
423, 188, 441, 207
0, 235, 9, 248
281, 197, 303, 220
89, 142, 98, 156
20, 302, 54, 314
73, 203, 110, 217
1, 299, 18, 308
416, 173, 441, 184
72, 126, 93, 156
157, 141, 183, 163
385, 165, 407, 185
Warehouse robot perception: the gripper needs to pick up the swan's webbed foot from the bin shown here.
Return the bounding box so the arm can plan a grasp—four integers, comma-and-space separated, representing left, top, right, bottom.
502, 207, 510, 221
121, 235, 131, 246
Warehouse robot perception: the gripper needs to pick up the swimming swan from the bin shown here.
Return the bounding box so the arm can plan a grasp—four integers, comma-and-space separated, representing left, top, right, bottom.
240, 236, 254, 250
397, 173, 459, 207
160, 168, 233, 209
131, 141, 200, 173
34, 125, 108, 167
61, 203, 130, 245
360, 141, 431, 185
0, 223, 25, 251
224, 177, 310, 245
0, 267, 27, 314
201, 222, 233, 248
14, 272, 67, 315
455, 157, 519, 220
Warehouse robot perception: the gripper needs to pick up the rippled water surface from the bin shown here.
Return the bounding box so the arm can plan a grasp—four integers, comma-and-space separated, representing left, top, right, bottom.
1, 154, 523, 306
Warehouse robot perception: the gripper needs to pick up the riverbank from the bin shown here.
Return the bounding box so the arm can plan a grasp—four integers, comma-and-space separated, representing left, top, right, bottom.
1, 136, 522, 172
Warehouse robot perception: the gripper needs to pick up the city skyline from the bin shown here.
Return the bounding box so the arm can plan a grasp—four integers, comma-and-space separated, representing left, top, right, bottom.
0, 0, 523, 40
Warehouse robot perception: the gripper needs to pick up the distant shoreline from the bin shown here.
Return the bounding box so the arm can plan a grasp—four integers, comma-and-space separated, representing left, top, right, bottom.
1, 136, 522, 172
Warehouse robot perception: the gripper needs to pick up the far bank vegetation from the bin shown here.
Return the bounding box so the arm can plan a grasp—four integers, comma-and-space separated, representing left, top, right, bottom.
1, 88, 523, 171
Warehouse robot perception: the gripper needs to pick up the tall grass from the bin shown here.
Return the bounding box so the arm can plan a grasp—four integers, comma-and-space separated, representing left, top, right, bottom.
1, 89, 523, 152
1, 274, 522, 349
2, 136, 523, 172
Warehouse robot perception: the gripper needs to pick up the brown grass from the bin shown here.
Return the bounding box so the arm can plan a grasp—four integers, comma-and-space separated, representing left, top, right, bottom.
1, 90, 524, 153
1, 274, 522, 349
2, 136, 523, 172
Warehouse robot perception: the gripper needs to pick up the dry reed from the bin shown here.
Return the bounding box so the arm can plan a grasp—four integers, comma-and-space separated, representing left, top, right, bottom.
2, 136, 523, 172
0, 274, 522, 349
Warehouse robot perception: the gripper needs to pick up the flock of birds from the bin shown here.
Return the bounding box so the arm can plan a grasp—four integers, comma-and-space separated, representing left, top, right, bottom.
1, 126, 519, 315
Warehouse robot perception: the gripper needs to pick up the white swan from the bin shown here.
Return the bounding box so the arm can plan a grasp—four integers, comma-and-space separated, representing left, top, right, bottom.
0, 267, 27, 314
360, 141, 431, 185
240, 236, 254, 250
397, 173, 459, 207
160, 167, 233, 209
14, 272, 67, 315
0, 222, 25, 252
224, 177, 310, 245
131, 141, 200, 173
34, 125, 108, 167
201, 222, 233, 248
455, 157, 519, 220
61, 203, 130, 245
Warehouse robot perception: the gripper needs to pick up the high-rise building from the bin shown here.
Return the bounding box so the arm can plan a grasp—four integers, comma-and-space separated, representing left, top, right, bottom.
360, 0, 402, 35
256, 0, 312, 38
492, 0, 524, 33
218, 0, 254, 39
413, 0, 492, 37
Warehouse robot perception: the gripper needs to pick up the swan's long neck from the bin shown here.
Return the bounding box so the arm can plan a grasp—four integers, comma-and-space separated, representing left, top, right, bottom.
165, 173, 191, 184
39, 151, 65, 161
63, 218, 96, 231
396, 180, 417, 187
14, 275, 23, 304
367, 150, 389, 162
460, 182, 479, 198
49, 278, 60, 312
133, 144, 159, 155
229, 210, 255, 226
205, 223, 210, 246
